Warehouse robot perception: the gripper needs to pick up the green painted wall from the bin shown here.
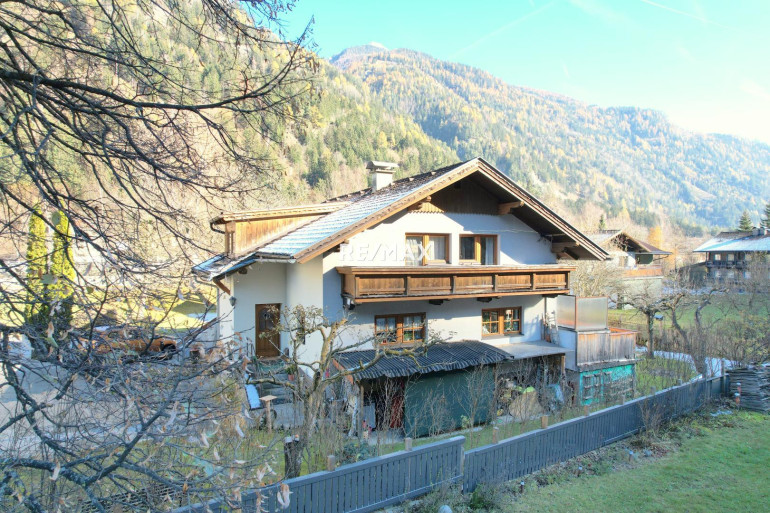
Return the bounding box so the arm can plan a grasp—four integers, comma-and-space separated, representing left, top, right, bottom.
579, 364, 635, 405
404, 368, 495, 438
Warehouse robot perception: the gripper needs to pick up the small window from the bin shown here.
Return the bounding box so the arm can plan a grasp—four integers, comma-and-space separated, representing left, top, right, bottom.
375, 313, 426, 345
405, 234, 448, 266
459, 235, 497, 264
481, 307, 522, 336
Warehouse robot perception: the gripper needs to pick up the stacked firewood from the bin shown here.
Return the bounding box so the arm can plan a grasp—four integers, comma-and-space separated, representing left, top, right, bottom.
728, 366, 770, 412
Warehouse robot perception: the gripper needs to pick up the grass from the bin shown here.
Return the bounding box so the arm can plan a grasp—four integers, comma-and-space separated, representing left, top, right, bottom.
502, 409, 770, 513
608, 292, 770, 333
635, 356, 697, 394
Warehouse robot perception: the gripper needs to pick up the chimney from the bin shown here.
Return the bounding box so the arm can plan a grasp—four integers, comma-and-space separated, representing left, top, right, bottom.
366, 161, 398, 191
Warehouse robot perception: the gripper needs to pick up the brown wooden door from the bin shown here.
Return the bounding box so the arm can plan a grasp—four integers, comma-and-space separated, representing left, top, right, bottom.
255, 303, 281, 358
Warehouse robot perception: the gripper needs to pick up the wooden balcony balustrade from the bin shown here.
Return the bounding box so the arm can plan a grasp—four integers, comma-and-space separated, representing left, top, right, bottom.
622, 265, 664, 278
336, 265, 573, 303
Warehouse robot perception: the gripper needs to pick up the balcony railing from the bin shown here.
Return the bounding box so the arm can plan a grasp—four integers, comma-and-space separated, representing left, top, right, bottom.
705, 260, 748, 269
337, 265, 573, 303
622, 265, 664, 278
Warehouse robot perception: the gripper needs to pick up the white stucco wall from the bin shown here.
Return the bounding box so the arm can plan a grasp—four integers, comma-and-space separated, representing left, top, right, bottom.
332, 294, 546, 351
338, 211, 556, 266
222, 210, 562, 361
286, 256, 324, 361
228, 262, 287, 351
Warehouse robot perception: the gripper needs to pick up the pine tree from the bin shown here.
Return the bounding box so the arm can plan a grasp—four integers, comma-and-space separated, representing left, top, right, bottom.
49, 210, 76, 334
738, 210, 753, 231
24, 206, 49, 328
762, 200, 770, 228
598, 214, 606, 230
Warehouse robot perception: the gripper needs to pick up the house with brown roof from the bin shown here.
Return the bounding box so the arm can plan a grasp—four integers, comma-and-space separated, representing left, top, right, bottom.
587, 229, 671, 296
194, 158, 635, 431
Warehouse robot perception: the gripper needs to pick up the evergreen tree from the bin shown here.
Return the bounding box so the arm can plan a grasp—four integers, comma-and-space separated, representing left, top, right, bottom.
598, 214, 607, 230
49, 210, 76, 334
738, 210, 753, 231
24, 206, 49, 328
762, 200, 770, 228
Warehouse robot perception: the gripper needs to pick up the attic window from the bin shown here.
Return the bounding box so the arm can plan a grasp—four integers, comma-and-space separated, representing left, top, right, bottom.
405, 234, 448, 266
460, 235, 497, 265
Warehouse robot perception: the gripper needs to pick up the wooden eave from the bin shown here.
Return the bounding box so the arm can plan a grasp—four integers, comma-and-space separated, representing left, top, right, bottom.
294, 158, 608, 264
211, 203, 346, 225
337, 264, 574, 303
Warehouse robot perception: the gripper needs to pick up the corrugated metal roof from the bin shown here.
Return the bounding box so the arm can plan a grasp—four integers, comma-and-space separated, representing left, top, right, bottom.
333, 341, 513, 380
257, 161, 468, 257
694, 230, 770, 253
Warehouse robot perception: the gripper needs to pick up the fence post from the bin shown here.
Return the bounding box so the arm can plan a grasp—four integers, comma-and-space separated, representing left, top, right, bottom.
327, 455, 336, 472
404, 437, 413, 451
540, 415, 549, 429
583, 405, 590, 417
492, 427, 499, 444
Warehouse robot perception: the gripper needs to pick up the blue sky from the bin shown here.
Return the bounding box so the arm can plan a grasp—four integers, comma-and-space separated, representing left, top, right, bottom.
283, 0, 770, 144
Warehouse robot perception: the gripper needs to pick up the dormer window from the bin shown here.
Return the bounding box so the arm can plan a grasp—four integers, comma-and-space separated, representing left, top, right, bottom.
405, 234, 448, 266
460, 235, 497, 265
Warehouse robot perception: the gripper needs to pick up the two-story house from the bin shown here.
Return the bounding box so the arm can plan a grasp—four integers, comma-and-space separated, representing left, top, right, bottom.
694, 227, 770, 281
194, 158, 615, 434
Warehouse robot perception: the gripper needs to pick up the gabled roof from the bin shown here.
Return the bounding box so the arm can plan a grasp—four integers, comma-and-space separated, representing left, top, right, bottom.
694, 229, 770, 253
194, 158, 608, 279
587, 229, 671, 256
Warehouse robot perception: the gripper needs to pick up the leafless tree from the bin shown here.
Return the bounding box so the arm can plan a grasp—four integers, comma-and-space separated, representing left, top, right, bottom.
1, 0, 314, 510
253, 305, 441, 478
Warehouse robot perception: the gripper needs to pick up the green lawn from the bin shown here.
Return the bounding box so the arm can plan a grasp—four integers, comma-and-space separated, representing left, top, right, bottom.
503, 411, 770, 513
608, 292, 770, 332
635, 356, 697, 394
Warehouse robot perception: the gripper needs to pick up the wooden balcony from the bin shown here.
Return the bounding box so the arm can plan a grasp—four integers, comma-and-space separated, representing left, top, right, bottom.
337, 265, 573, 303
622, 265, 664, 278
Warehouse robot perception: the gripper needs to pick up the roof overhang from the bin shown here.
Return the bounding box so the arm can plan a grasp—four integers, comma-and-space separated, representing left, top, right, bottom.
210, 203, 346, 225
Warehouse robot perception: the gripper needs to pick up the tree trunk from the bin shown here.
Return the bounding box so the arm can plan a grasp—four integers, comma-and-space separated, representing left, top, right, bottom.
283, 436, 303, 479
646, 311, 655, 359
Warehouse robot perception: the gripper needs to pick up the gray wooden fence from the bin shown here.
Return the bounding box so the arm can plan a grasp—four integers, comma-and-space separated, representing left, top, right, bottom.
464, 376, 721, 492
172, 377, 725, 513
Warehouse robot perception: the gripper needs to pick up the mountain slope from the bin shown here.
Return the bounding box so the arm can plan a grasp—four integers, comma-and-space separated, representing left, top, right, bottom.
332, 46, 770, 230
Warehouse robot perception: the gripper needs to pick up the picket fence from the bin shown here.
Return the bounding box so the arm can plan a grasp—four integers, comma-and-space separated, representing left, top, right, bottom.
173, 377, 725, 513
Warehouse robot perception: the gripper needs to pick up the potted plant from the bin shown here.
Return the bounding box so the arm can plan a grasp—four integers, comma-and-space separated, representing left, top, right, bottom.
286, 363, 297, 382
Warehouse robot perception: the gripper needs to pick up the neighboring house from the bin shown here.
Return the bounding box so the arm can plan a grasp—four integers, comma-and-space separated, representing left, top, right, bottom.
194, 157, 632, 432
693, 227, 770, 281
587, 229, 671, 296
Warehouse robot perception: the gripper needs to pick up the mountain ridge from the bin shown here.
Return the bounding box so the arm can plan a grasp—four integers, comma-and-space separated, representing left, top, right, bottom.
330, 45, 770, 231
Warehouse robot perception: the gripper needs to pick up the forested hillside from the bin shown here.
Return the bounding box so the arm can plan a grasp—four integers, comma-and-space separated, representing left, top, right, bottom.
332, 45, 770, 232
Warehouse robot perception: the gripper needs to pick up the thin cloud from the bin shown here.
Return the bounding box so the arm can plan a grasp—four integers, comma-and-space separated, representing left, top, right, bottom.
638, 0, 735, 30
450, 1, 557, 58
567, 0, 632, 26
